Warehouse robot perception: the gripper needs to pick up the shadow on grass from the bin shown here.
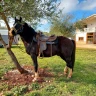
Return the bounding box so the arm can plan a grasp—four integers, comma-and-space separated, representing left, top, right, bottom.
11, 45, 24, 48
0, 45, 24, 49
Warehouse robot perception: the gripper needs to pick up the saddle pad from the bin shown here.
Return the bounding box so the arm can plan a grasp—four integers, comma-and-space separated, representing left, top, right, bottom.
33, 37, 58, 44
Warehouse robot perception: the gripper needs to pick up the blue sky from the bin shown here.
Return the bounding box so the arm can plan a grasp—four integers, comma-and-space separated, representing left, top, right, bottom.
37, 0, 96, 32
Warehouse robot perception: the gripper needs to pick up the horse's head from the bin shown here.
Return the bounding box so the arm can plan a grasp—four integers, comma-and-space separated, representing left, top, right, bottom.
8, 17, 24, 48
11, 17, 24, 36
8, 17, 37, 48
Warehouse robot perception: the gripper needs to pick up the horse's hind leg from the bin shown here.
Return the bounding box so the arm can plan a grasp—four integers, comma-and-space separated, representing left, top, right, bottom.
64, 66, 72, 78
65, 57, 73, 78
60, 56, 69, 76
60, 55, 73, 78
31, 54, 39, 82
64, 66, 68, 76
67, 68, 73, 78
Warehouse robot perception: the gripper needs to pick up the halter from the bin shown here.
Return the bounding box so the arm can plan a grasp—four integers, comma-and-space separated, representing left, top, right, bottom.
13, 23, 24, 34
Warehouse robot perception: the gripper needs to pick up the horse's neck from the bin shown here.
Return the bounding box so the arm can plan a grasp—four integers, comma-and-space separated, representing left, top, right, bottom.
20, 24, 37, 47
21, 24, 37, 43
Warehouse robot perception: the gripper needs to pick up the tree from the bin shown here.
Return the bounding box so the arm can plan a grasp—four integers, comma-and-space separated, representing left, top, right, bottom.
74, 20, 86, 31
50, 14, 75, 37
0, 0, 60, 73
0, 0, 59, 27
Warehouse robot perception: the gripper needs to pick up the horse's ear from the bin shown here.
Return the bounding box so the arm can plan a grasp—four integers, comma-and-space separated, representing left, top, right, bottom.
20, 17, 22, 22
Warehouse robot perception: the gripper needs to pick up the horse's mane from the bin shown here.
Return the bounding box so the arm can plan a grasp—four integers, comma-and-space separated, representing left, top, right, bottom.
24, 23, 37, 36
20, 22, 37, 43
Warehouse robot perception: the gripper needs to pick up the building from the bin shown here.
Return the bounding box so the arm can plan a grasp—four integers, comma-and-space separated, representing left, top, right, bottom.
76, 14, 96, 44
0, 29, 20, 47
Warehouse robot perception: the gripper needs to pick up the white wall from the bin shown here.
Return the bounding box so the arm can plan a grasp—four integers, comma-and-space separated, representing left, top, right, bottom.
86, 19, 96, 29
76, 32, 87, 42
76, 16, 96, 44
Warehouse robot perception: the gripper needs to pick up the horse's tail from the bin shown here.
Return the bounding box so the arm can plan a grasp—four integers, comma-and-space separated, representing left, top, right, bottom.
71, 40, 76, 71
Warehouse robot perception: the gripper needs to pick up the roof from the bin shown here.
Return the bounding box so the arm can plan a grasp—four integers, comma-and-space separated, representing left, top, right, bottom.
85, 14, 96, 20
0, 29, 8, 35
83, 14, 96, 22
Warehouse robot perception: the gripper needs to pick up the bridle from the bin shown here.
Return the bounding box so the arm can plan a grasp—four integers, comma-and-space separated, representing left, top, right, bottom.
13, 23, 24, 34
12, 22, 34, 54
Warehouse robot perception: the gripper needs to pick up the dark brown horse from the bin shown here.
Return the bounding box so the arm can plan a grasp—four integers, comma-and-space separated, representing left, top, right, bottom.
9, 17, 76, 81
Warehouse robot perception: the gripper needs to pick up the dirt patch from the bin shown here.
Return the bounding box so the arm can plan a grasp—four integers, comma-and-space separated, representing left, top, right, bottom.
76, 44, 96, 49
0, 66, 54, 87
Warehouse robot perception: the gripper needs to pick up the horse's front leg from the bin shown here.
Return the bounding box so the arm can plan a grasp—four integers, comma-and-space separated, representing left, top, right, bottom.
31, 54, 39, 82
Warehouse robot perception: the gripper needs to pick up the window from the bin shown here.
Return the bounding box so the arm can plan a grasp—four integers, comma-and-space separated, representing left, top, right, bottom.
79, 37, 84, 41
84, 25, 87, 28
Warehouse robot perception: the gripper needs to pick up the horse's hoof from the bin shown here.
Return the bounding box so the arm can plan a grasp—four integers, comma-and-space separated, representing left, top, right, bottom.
32, 75, 35, 77
64, 72, 67, 77
32, 77, 44, 82
67, 76, 71, 79
32, 77, 40, 82
32, 77, 38, 82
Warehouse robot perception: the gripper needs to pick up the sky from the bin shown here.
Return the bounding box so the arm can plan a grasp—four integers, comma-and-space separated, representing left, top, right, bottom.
37, 0, 96, 32
0, 0, 96, 32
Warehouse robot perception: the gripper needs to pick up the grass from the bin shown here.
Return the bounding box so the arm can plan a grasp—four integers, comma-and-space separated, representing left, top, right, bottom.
0, 46, 96, 96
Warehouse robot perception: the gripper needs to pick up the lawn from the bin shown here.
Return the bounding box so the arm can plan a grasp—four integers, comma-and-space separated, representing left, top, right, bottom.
0, 46, 96, 96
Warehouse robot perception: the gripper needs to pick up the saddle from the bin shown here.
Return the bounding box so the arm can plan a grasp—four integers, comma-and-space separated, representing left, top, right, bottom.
35, 32, 58, 57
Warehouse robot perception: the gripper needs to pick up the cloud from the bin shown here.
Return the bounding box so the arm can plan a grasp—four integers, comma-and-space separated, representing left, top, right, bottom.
58, 0, 96, 13
58, 0, 79, 13
78, 0, 96, 10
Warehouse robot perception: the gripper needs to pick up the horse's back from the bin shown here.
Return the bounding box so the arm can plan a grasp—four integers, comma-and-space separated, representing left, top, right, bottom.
41, 36, 75, 57
58, 36, 74, 47
58, 36, 75, 55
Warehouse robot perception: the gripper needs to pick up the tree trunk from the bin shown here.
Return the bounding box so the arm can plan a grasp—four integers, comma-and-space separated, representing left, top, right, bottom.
1, 13, 10, 31
0, 13, 28, 74
1, 13, 14, 48
0, 34, 28, 73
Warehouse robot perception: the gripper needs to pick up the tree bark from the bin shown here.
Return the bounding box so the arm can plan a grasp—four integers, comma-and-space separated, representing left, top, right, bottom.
1, 13, 13, 48
0, 34, 28, 73
1, 13, 10, 31
0, 13, 28, 74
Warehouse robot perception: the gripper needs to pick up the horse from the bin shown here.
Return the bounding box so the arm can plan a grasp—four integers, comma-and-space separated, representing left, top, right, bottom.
8, 17, 76, 82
